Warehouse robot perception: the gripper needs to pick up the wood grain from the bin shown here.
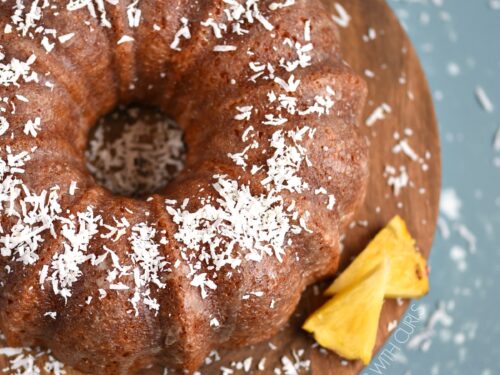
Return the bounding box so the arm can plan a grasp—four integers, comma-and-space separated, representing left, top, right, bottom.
0, 0, 440, 374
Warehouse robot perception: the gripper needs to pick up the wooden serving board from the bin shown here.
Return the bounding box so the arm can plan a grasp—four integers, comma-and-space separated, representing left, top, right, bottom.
0, 0, 440, 374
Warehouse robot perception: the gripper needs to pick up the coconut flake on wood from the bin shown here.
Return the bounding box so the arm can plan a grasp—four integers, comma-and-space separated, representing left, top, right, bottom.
331, 3, 351, 28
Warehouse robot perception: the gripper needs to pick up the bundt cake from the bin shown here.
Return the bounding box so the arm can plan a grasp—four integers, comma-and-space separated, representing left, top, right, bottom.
0, 0, 368, 373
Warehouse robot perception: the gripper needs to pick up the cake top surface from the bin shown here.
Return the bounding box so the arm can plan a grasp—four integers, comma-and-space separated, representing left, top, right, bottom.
0, 0, 371, 372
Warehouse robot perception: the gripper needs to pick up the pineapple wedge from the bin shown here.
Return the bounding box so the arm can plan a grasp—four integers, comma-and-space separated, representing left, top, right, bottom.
303, 260, 389, 364
325, 216, 428, 298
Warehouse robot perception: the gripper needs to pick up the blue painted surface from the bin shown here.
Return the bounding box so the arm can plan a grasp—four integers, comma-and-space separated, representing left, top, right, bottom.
363, 2, 500, 374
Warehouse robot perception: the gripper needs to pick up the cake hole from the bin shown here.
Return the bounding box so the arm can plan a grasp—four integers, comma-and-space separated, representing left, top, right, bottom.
86, 105, 186, 198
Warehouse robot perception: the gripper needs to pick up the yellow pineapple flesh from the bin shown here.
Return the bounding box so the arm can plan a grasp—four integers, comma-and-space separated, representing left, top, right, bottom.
325, 216, 428, 298
303, 260, 390, 364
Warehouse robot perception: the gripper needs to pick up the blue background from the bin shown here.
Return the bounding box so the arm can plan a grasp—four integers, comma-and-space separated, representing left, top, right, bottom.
364, 1, 500, 374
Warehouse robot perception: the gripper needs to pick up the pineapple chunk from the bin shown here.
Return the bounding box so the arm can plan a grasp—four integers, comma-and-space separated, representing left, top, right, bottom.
325, 216, 428, 298
303, 260, 389, 364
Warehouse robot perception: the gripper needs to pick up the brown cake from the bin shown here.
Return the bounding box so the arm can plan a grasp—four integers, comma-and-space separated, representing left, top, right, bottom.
0, 0, 368, 373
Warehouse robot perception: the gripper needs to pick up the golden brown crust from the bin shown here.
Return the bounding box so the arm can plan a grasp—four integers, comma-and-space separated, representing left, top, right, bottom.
0, 0, 368, 373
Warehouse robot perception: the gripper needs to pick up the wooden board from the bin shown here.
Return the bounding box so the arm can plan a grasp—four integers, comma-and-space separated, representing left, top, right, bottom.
0, 0, 440, 374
